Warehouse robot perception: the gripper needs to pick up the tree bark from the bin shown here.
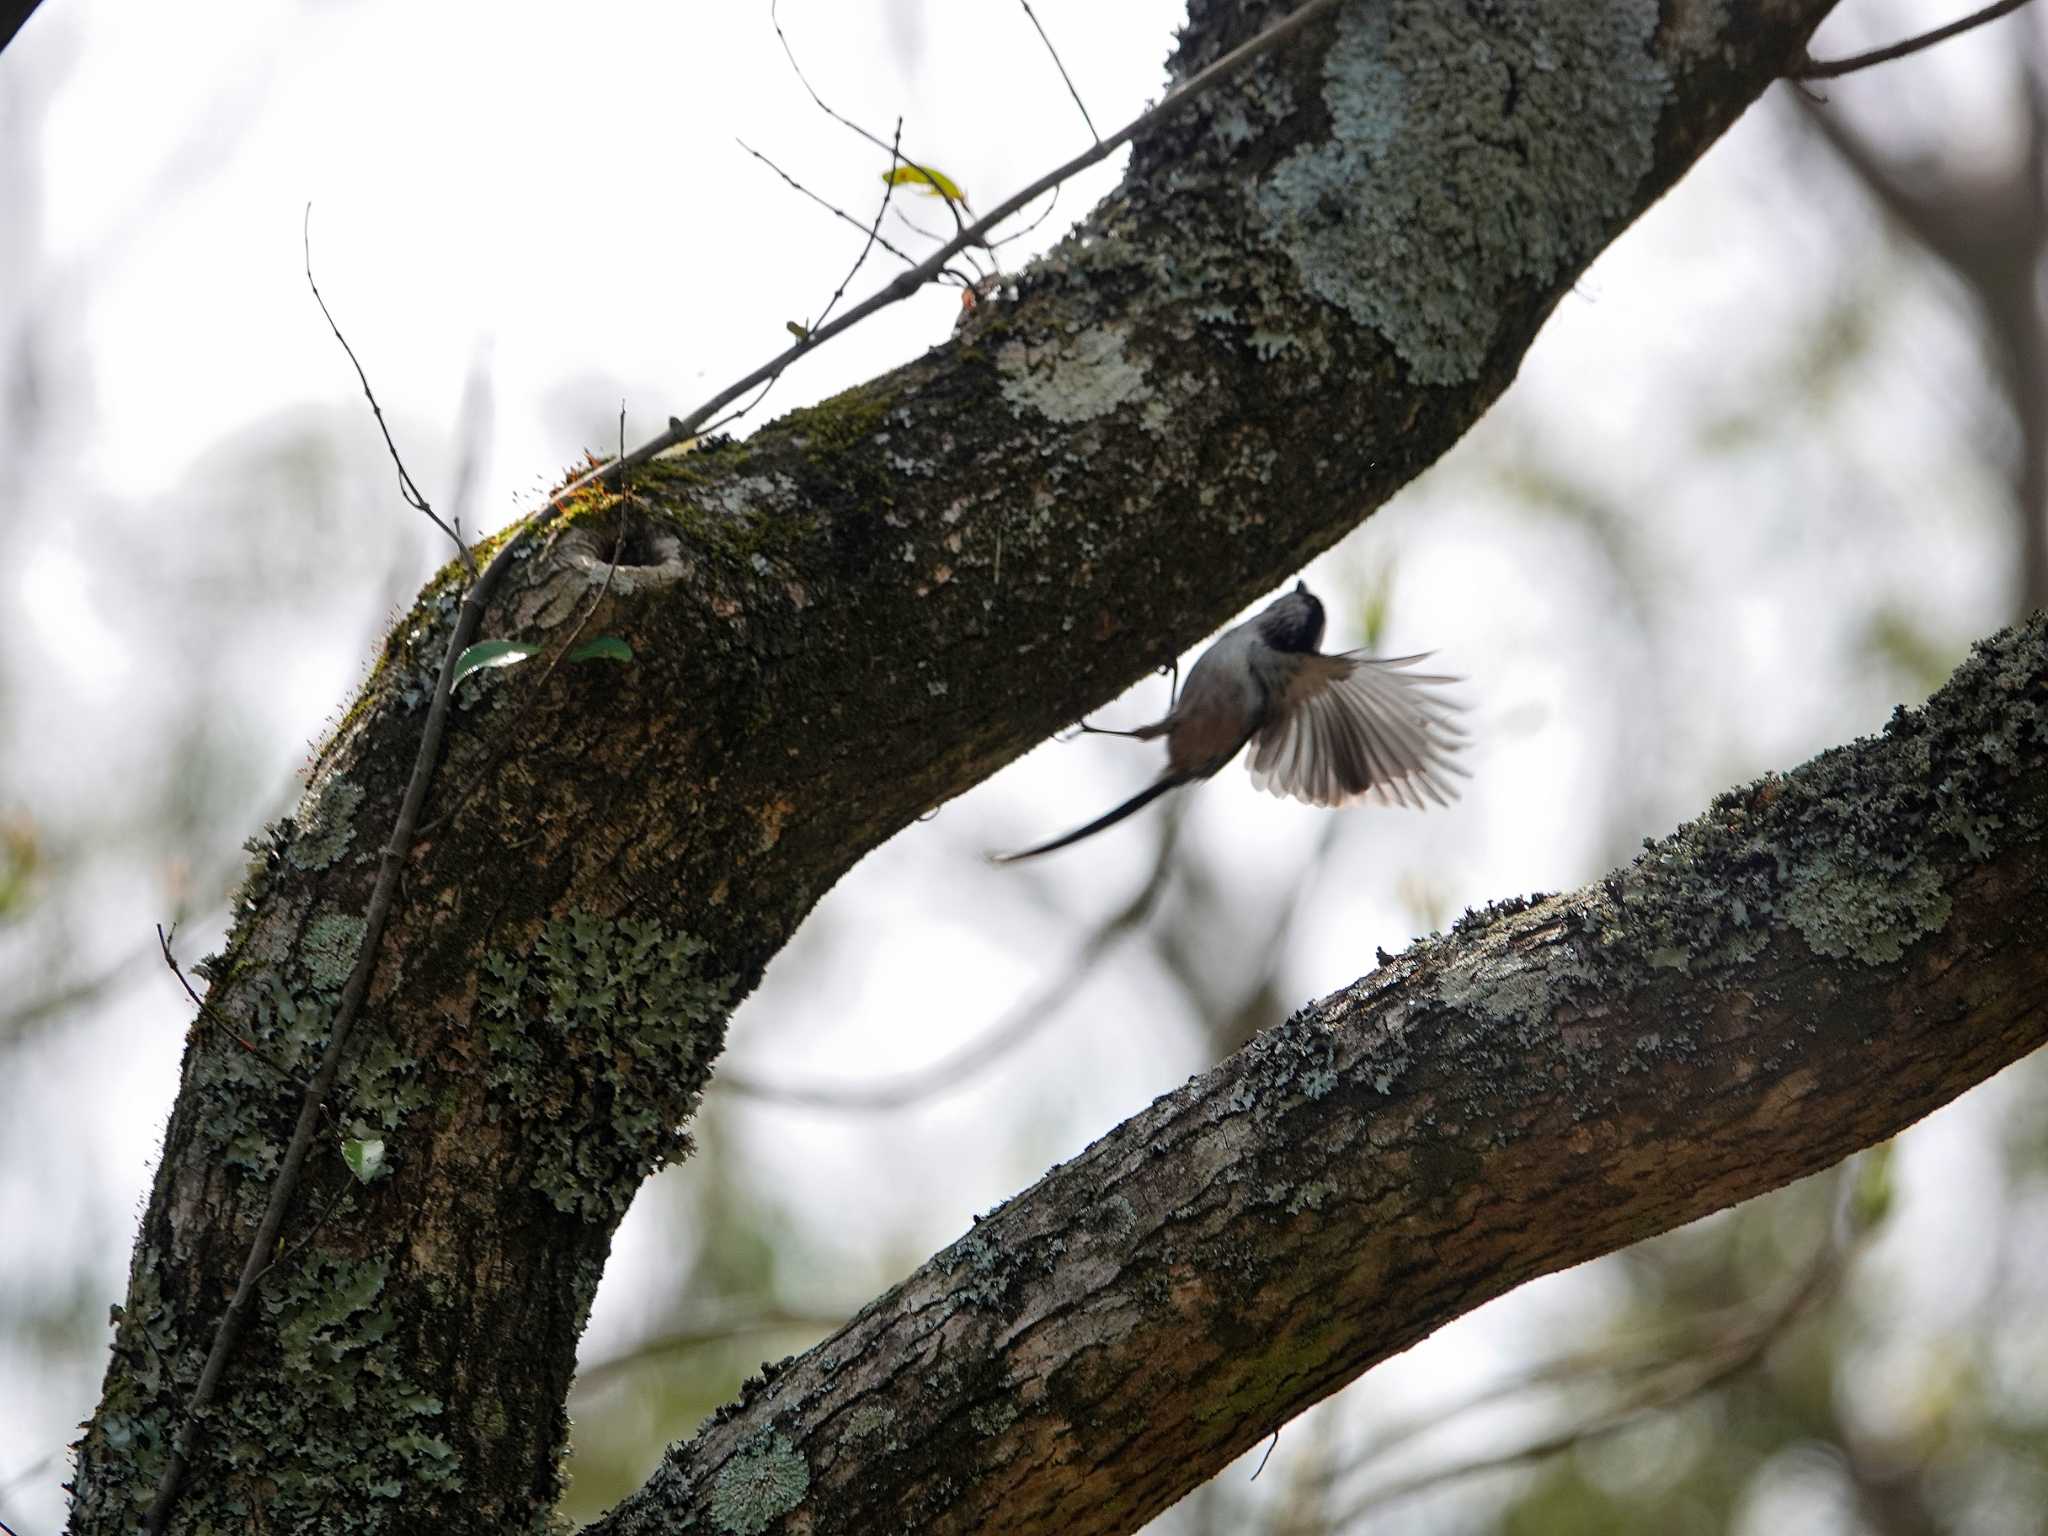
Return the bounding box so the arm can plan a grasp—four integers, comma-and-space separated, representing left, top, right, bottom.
589, 612, 2048, 1535
67, 1, 1858, 1532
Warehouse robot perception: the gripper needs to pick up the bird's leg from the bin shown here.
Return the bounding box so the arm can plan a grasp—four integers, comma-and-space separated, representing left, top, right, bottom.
1073, 718, 1150, 738
1059, 717, 1148, 742
1056, 663, 1180, 743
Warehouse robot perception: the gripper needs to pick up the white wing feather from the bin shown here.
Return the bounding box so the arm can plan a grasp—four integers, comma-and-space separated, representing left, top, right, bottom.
1246, 653, 1468, 810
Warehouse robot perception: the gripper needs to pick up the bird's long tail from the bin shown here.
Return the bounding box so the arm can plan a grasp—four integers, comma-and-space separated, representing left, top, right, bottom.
990, 775, 1188, 863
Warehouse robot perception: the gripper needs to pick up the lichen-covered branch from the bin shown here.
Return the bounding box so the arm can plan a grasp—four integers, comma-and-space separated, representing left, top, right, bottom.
68, 3, 1851, 1532
589, 614, 2048, 1536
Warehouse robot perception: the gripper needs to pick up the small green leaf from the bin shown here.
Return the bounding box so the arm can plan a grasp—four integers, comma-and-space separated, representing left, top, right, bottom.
883, 162, 966, 202
785, 321, 810, 341
568, 636, 634, 665
452, 640, 538, 685
342, 1137, 387, 1184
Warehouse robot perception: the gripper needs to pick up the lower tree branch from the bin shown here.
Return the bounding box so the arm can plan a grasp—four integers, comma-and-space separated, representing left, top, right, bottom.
590, 613, 2048, 1536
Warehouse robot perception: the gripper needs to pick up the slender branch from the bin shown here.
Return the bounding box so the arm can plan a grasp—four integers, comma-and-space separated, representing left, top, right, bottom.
141, 9, 1345, 1524
770, 0, 913, 164
664, 0, 1343, 447
768, 0, 981, 267
302, 206, 474, 576
693, 123, 912, 441
156, 924, 303, 1086
1795, 0, 2034, 78
1019, 0, 1100, 144
988, 182, 1063, 251
736, 136, 924, 275
811, 118, 905, 338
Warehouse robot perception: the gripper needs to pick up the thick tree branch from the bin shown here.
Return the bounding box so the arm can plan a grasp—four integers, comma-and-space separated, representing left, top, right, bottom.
591, 613, 2048, 1536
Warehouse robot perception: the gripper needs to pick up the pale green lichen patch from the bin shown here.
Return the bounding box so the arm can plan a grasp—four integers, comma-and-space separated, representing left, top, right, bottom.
708, 1432, 808, 1535
1602, 623, 2036, 980
227, 1252, 462, 1512
185, 972, 331, 1177
998, 323, 1156, 424
969, 1397, 1020, 1437
936, 1228, 1019, 1310
288, 776, 364, 870
229, 818, 294, 917
477, 911, 736, 1218
302, 908, 368, 992
840, 1402, 896, 1442
341, 1027, 431, 1137
1779, 857, 1952, 965
79, 1248, 178, 1510
1254, 1, 1669, 384
84, 1249, 463, 1527
1233, 1009, 1350, 1109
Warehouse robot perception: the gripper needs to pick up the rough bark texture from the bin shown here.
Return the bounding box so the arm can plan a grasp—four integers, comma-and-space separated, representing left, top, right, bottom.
67, 2, 1852, 1532
586, 613, 2048, 1535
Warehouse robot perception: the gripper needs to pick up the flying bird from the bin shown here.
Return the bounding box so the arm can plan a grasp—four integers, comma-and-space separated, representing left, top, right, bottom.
993, 581, 1467, 862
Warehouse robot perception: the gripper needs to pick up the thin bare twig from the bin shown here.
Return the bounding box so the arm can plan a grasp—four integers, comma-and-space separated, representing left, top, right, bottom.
157, 924, 304, 1086
666, 0, 1341, 448
891, 202, 951, 246
302, 206, 475, 576
811, 117, 906, 338
1795, 0, 2034, 78
988, 182, 1063, 251
736, 137, 924, 274
769, 0, 973, 250
720, 821, 1174, 1111
770, 0, 908, 163
692, 121, 911, 442
143, 7, 1340, 1524
1019, 0, 1100, 144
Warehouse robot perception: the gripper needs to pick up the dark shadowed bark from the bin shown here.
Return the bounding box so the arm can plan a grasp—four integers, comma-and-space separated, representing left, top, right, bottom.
64, 2, 1899, 1532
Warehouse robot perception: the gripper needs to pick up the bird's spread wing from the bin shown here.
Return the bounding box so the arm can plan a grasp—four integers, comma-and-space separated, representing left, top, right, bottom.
1247, 652, 1469, 810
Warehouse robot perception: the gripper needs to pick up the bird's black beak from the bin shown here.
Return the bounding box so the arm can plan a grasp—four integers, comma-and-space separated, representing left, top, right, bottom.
1294, 579, 1308, 595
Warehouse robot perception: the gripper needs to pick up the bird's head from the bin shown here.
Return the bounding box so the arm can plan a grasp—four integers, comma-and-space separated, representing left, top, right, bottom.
1257, 579, 1326, 654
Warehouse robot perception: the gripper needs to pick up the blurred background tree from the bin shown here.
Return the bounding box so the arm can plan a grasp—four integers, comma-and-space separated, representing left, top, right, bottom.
1, 2, 2040, 1532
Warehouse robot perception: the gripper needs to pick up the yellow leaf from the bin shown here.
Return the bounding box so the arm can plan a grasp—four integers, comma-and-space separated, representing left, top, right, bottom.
883, 163, 966, 203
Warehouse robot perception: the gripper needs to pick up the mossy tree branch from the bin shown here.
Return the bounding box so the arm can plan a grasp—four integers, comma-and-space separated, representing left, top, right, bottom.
68, 2, 1866, 1532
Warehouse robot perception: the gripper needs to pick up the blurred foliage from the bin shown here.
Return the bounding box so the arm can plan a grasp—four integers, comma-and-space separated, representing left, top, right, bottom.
1863, 606, 1968, 700
0, 810, 39, 920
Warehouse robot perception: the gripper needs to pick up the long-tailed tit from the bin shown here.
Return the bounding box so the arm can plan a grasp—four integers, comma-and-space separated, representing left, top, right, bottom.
994, 581, 1467, 862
